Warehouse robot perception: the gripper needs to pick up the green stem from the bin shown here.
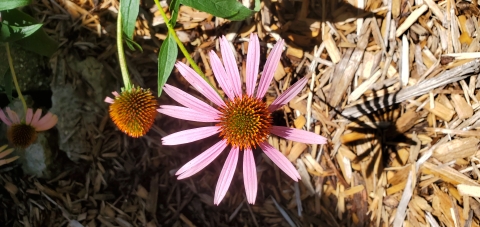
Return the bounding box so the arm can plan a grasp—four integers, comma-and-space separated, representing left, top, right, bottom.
153, 0, 218, 91
5, 43, 27, 114
117, 7, 132, 90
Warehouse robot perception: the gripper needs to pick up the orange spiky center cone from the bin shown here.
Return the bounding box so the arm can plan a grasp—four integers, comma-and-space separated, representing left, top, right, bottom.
217, 95, 272, 150
109, 87, 158, 138
7, 123, 37, 148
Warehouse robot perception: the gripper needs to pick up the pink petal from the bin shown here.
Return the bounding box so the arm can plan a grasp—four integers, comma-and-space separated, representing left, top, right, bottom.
0, 109, 12, 126
219, 36, 242, 97
270, 126, 327, 144
259, 141, 300, 181
175, 62, 225, 107
25, 108, 33, 125
214, 147, 239, 205
209, 51, 235, 100
157, 105, 220, 123
176, 139, 228, 179
112, 91, 120, 97
5, 108, 20, 124
162, 126, 220, 145
246, 33, 260, 96
268, 76, 308, 112
34, 112, 58, 131
30, 109, 42, 126
243, 148, 258, 204
104, 97, 114, 104
164, 84, 221, 115
256, 39, 285, 99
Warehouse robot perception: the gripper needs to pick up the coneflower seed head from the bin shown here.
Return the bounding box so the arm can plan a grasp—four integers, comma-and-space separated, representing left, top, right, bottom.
109, 87, 158, 138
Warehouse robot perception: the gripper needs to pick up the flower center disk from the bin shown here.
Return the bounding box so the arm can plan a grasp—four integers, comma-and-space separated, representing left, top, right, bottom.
109, 87, 158, 138
217, 96, 272, 150
8, 123, 37, 148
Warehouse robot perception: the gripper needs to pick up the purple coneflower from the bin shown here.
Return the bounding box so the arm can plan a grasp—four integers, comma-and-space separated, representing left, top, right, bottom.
159, 34, 327, 205
0, 107, 58, 148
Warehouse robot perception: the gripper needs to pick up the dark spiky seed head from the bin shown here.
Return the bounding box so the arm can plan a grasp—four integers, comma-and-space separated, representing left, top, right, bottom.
109, 87, 158, 138
7, 124, 37, 148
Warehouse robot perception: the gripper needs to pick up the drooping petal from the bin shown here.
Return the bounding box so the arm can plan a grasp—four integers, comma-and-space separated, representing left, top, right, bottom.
5, 108, 20, 124
157, 105, 220, 123
268, 76, 308, 112
259, 141, 301, 181
270, 126, 327, 144
164, 84, 221, 115
162, 126, 220, 145
175, 62, 225, 107
214, 147, 239, 205
34, 112, 58, 131
209, 51, 235, 100
176, 140, 228, 179
30, 109, 42, 126
255, 39, 285, 99
25, 108, 33, 125
0, 109, 12, 126
219, 36, 242, 97
104, 97, 114, 104
246, 33, 260, 96
243, 148, 258, 204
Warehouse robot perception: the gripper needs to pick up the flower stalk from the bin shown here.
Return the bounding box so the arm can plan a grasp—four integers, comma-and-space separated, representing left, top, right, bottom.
5, 43, 27, 114
117, 7, 132, 91
152, 0, 217, 91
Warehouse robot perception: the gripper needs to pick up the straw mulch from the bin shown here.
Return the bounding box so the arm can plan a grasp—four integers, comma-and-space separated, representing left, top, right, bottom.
2, 0, 480, 226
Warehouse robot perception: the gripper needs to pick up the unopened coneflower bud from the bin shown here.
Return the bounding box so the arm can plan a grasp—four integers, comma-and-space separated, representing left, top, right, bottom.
105, 87, 158, 138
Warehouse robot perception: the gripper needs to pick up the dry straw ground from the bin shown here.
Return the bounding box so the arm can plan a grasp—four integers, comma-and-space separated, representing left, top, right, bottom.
2, 0, 480, 226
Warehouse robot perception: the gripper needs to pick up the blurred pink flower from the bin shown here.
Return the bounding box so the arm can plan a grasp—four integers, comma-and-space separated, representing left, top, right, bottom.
0, 107, 58, 148
159, 34, 327, 205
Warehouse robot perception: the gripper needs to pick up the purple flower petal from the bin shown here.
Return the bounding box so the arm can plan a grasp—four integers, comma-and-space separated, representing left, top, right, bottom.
30, 109, 42, 126
0, 109, 12, 126
243, 148, 258, 204
164, 84, 221, 115
5, 107, 20, 124
256, 39, 285, 99
268, 76, 308, 112
25, 108, 33, 125
214, 147, 239, 205
157, 105, 220, 123
259, 141, 300, 181
176, 140, 228, 179
104, 97, 114, 104
34, 112, 58, 131
270, 126, 327, 144
219, 36, 242, 97
162, 126, 220, 145
209, 51, 235, 100
246, 33, 260, 96
175, 62, 225, 107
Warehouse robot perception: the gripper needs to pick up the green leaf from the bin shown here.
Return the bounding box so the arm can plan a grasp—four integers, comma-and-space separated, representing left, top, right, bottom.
120, 0, 139, 39
169, 0, 181, 27
2, 9, 58, 57
0, 23, 42, 42
157, 33, 177, 96
3, 68, 13, 102
180, 0, 256, 21
253, 0, 260, 11
123, 34, 143, 52
0, 0, 32, 11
